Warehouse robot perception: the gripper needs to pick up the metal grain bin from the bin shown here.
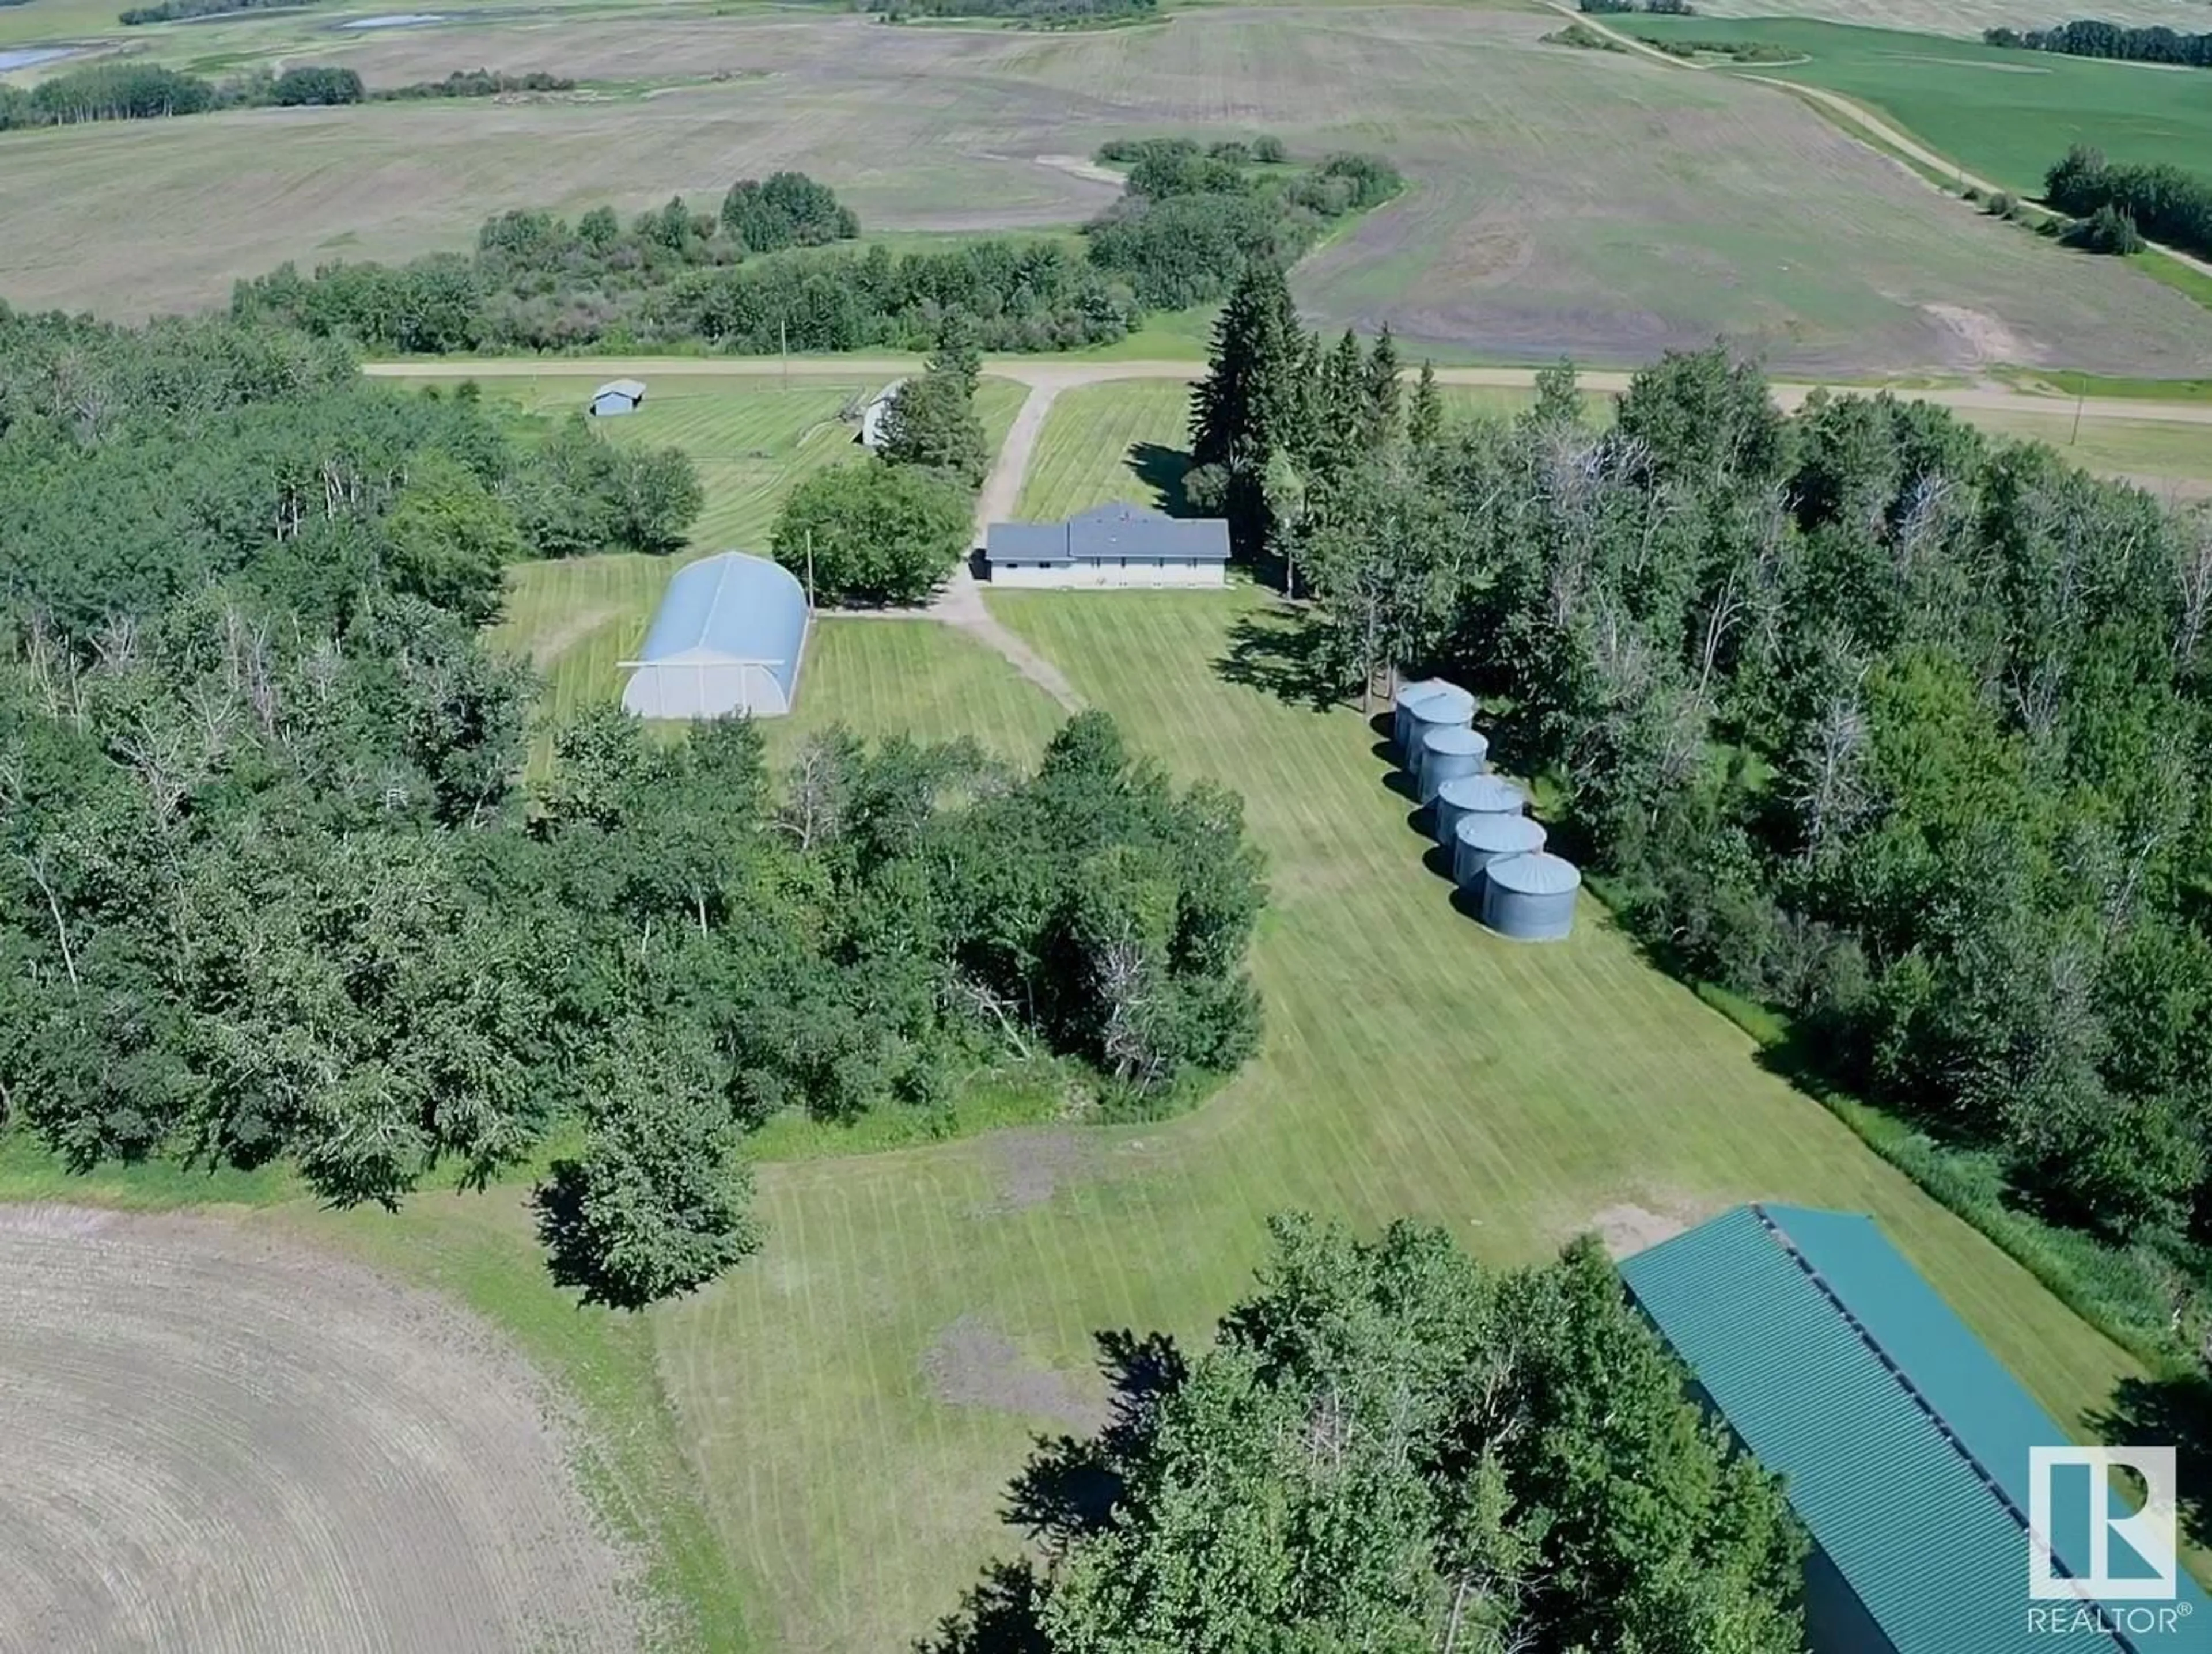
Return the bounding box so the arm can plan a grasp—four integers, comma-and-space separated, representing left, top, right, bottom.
1432, 772, 1528, 845
1452, 812, 1547, 890
1480, 852, 1582, 942
1392, 678, 1450, 753
1418, 725, 1490, 805
1402, 684, 1476, 779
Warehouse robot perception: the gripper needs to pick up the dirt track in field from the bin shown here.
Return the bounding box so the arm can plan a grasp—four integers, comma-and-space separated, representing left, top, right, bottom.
0, 1205, 642, 1654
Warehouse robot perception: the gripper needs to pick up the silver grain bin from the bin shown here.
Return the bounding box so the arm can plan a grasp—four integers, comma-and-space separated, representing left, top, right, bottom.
1401, 684, 1476, 780
1418, 724, 1490, 805
1480, 852, 1582, 942
1451, 811, 1547, 890
1392, 678, 1450, 753
1432, 772, 1528, 845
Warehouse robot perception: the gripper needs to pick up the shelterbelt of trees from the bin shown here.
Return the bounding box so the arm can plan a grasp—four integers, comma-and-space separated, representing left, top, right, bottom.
928, 1216, 1806, 1653
0, 62, 365, 132
1194, 265, 2212, 1365
231, 143, 1402, 355
1988, 18, 2212, 67
0, 308, 1265, 1306
2045, 145, 2212, 265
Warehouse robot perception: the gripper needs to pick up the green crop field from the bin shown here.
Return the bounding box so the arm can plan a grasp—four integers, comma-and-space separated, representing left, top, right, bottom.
647, 587, 2147, 1650
1628, 16, 2212, 192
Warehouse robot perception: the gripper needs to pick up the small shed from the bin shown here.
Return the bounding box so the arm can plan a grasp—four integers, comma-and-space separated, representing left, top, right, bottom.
1417, 725, 1489, 805
858, 380, 905, 449
1452, 812, 1546, 892
1433, 772, 1527, 845
589, 378, 646, 418
1480, 852, 1581, 941
1400, 683, 1475, 778
620, 551, 809, 719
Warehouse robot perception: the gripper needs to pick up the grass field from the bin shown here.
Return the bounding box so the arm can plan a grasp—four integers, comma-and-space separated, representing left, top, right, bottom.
1628, 16, 2212, 192
1690, 0, 2211, 36
6, 5, 2212, 377
653, 587, 2150, 1649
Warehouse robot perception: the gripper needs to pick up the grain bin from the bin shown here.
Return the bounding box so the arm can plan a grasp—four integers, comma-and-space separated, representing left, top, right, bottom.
1452, 811, 1547, 890
1481, 852, 1582, 942
1401, 684, 1476, 779
1432, 772, 1528, 845
1392, 678, 1450, 753
1417, 725, 1490, 805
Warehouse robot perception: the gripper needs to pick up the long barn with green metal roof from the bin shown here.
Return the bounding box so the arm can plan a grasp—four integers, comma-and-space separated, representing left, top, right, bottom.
1620, 1204, 2209, 1654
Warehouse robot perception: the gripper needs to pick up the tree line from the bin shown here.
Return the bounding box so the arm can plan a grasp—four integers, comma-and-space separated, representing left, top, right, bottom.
869, 0, 1156, 25
375, 69, 578, 100
0, 60, 362, 132
119, 0, 312, 21
926, 1215, 1804, 1653
1193, 265, 2212, 1364
0, 306, 1264, 1306
1988, 18, 2212, 67
2046, 143, 2212, 264
229, 142, 1400, 358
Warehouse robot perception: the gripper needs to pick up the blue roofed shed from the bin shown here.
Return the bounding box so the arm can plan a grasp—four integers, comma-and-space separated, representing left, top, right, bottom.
589, 378, 646, 418
1620, 1204, 2210, 1654
620, 551, 809, 719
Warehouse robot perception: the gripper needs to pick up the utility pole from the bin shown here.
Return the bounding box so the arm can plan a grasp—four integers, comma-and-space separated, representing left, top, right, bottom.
781, 317, 789, 393
2070, 370, 2086, 446
805, 528, 816, 609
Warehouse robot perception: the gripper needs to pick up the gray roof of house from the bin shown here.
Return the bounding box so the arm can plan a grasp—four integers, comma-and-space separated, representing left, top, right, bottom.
593, 378, 647, 401
986, 502, 1230, 566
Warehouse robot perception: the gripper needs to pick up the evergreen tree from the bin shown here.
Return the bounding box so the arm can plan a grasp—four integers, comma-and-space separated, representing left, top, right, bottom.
1317, 328, 1367, 460
1187, 261, 1304, 556
1407, 359, 1443, 453
929, 310, 984, 399
1362, 322, 1402, 447
881, 371, 989, 488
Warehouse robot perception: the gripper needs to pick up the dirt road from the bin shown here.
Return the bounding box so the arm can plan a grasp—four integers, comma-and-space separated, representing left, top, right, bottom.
366, 356, 2212, 426
1552, 3, 2212, 285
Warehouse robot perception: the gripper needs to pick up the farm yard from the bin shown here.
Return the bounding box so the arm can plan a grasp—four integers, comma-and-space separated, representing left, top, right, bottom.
3, 3, 2211, 375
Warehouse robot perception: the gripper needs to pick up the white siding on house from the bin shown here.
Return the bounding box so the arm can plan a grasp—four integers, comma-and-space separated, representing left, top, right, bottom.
990, 559, 1226, 589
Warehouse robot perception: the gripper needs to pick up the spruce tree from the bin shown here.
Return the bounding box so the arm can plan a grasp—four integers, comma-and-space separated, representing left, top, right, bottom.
1407, 359, 1443, 453
1362, 322, 1402, 446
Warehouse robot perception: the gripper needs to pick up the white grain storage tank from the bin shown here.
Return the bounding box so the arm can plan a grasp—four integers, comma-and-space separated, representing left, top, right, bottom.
1401, 683, 1476, 782
1417, 725, 1490, 805
1481, 852, 1582, 942
1432, 772, 1527, 845
1452, 811, 1547, 891
1392, 678, 1450, 753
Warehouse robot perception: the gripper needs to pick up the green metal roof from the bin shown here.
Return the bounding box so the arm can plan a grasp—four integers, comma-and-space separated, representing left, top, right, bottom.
1620, 1205, 2208, 1654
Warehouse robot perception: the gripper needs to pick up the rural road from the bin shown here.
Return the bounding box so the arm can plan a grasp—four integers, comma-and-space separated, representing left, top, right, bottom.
366, 356, 2212, 427
1552, 3, 2212, 285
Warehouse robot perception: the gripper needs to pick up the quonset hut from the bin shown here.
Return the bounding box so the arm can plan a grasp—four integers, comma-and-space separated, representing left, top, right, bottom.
1417, 724, 1488, 805
620, 551, 809, 719
1481, 851, 1581, 941
1400, 683, 1475, 782
1433, 772, 1527, 845
1453, 812, 1547, 892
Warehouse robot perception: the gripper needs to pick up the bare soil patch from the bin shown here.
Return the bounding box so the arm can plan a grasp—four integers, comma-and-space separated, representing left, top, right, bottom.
0, 1205, 642, 1654
976, 1126, 1104, 1213
921, 1314, 1103, 1430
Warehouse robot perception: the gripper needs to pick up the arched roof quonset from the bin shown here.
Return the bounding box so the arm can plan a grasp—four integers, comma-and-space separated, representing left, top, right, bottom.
622, 551, 809, 719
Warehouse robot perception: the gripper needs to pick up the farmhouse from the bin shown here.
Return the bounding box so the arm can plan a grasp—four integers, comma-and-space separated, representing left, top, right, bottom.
620, 551, 809, 719
857, 380, 904, 449
588, 378, 646, 418
1621, 1205, 2211, 1654
984, 502, 1230, 589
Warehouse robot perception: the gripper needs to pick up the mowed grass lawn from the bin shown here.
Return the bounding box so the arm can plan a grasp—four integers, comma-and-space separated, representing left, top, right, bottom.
480, 373, 1027, 743
656, 586, 2147, 1651
1628, 16, 2212, 191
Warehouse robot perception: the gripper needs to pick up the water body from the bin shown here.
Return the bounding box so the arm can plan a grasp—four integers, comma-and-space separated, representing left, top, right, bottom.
0, 47, 79, 71
340, 12, 445, 26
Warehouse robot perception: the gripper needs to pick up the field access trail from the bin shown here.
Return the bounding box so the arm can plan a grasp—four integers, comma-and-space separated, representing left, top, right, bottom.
366, 356, 2212, 427
1550, 2, 2212, 285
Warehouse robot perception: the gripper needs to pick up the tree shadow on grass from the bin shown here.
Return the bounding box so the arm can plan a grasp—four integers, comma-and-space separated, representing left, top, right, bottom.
1128, 442, 1191, 515
2092, 1371, 2212, 1552
1214, 606, 1347, 712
